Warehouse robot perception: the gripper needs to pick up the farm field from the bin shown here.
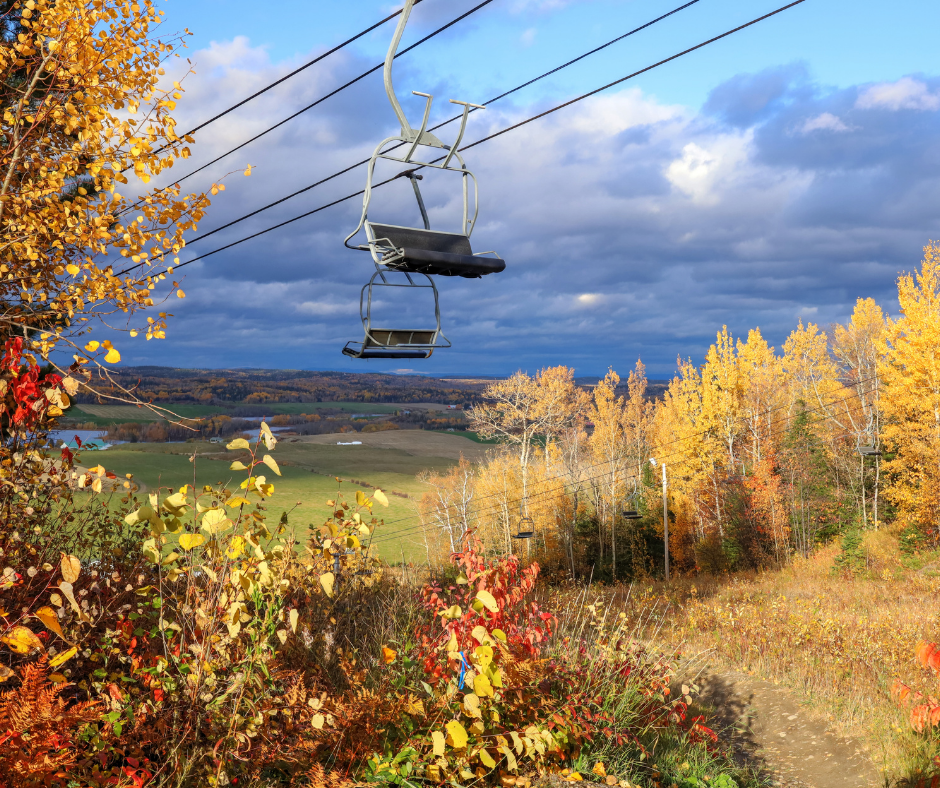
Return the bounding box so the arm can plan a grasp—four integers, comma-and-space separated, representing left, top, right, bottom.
92, 430, 490, 561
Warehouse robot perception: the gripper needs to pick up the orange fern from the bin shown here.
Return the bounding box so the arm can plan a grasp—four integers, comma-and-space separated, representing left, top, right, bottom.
0, 660, 102, 787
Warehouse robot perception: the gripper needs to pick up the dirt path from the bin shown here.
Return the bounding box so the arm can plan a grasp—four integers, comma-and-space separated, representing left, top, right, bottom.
697, 670, 882, 788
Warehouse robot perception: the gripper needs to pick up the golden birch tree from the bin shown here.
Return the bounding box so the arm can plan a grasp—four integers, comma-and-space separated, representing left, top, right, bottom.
0, 0, 221, 372
879, 242, 940, 533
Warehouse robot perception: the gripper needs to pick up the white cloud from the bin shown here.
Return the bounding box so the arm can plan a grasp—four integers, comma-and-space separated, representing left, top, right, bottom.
520, 28, 537, 47
800, 112, 851, 133
664, 136, 751, 205
111, 49, 940, 374
856, 77, 940, 111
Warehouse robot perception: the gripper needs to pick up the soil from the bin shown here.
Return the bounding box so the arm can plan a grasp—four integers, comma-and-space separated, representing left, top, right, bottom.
697, 670, 883, 788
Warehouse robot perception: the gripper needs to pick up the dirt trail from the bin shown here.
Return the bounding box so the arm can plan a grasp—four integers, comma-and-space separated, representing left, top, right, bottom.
698, 670, 882, 788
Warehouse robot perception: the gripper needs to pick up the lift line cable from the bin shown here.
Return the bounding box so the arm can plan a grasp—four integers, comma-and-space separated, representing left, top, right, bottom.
117, 0, 704, 265
115, 0, 805, 279
363, 371, 881, 539
150, 0, 427, 157
366, 377, 878, 547
132, 0, 497, 190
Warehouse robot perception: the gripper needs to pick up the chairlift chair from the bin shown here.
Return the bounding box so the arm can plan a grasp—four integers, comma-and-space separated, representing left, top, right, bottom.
622, 510, 642, 520
858, 445, 883, 457
513, 516, 535, 540
342, 0, 504, 357
342, 271, 450, 359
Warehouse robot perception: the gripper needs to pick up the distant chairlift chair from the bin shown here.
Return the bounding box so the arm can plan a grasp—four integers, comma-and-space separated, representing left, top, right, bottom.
342, 0, 504, 359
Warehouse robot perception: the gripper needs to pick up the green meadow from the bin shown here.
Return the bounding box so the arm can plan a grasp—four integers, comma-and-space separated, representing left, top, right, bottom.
93, 434, 471, 562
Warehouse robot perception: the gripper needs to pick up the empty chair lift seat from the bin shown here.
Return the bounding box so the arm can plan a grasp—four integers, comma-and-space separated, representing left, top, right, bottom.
370, 223, 505, 278
342, 329, 437, 359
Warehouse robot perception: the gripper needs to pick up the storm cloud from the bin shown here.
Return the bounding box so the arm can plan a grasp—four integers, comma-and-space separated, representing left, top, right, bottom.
116, 40, 940, 376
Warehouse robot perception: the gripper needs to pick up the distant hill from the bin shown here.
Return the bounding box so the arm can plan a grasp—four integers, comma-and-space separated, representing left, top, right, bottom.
75, 367, 489, 406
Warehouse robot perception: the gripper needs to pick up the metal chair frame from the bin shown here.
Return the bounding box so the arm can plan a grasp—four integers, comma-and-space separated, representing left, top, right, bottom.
343, 0, 502, 274
342, 271, 451, 359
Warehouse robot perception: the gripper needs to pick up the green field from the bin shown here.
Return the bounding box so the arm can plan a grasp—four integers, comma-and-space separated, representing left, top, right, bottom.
92, 434, 469, 561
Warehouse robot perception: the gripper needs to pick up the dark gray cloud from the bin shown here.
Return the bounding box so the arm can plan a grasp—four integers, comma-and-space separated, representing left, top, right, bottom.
104, 51, 940, 377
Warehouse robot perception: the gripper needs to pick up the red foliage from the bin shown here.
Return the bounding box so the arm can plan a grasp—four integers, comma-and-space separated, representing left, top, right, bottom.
894, 641, 940, 734
417, 535, 555, 684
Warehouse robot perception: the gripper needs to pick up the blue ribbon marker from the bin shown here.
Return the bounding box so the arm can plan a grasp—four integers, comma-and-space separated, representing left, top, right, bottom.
458, 651, 471, 689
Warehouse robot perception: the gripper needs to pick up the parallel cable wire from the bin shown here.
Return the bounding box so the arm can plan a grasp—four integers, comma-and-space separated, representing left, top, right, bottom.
152, 0, 426, 154
127, 0, 704, 246
114, 0, 703, 272
138, 0, 496, 190
366, 375, 880, 547
115, 0, 806, 279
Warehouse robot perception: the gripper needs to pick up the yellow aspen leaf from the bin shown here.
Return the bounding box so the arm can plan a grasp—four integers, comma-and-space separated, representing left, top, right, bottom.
35, 607, 65, 639
510, 731, 523, 755
276, 629, 288, 645
104, 347, 121, 363
201, 509, 232, 534
312, 714, 325, 729
474, 672, 494, 698
478, 749, 496, 769
59, 582, 90, 623
373, 488, 389, 507
84, 340, 99, 352
381, 645, 397, 664
226, 496, 251, 508
178, 533, 205, 551
592, 763, 607, 778
245, 165, 252, 176
229, 461, 248, 471
227, 438, 250, 450
227, 536, 245, 558
49, 645, 78, 667
463, 692, 482, 718
48, 673, 67, 684
66, 264, 79, 275
60, 554, 80, 583
471, 625, 490, 644
445, 719, 468, 748
475, 589, 499, 613
261, 454, 281, 476
320, 572, 335, 598
1, 626, 43, 654
176, 289, 185, 298
431, 730, 446, 757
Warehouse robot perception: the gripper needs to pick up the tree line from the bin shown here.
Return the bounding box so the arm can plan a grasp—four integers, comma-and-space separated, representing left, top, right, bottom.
419, 244, 940, 579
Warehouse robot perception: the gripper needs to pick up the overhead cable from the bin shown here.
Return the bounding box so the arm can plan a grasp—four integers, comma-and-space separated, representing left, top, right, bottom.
154, 1, 426, 151
116, 0, 806, 279
124, 0, 704, 259
153, 0, 496, 189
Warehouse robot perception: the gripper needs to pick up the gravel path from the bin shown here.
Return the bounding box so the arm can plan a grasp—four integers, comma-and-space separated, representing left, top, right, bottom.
697, 670, 882, 788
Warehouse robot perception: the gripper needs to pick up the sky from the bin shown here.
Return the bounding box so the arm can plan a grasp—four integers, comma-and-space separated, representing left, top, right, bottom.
99, 0, 940, 377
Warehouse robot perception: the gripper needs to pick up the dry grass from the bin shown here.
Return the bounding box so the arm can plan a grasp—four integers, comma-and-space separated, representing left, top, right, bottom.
625, 530, 940, 781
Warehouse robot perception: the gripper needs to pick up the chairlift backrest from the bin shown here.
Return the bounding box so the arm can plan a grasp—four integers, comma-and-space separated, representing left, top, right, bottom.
343, 0, 504, 281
